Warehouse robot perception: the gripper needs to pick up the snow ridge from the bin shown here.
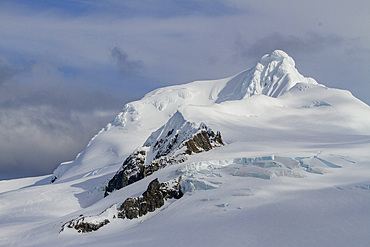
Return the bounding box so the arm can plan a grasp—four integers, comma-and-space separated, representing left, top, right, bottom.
216, 50, 318, 102
144, 111, 223, 161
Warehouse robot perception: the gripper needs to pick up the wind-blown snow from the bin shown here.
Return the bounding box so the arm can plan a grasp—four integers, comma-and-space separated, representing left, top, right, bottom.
1, 50, 370, 247
216, 50, 318, 103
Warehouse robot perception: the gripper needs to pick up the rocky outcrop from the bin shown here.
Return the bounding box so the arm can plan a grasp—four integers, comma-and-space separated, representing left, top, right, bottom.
104, 112, 224, 196
118, 178, 183, 220
63, 219, 110, 233
104, 149, 147, 196
61, 178, 182, 233
183, 129, 223, 154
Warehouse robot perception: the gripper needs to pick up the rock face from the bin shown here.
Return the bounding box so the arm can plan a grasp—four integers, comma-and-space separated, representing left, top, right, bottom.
104, 111, 224, 196
183, 129, 223, 155
118, 178, 183, 220
61, 178, 182, 233
104, 149, 148, 196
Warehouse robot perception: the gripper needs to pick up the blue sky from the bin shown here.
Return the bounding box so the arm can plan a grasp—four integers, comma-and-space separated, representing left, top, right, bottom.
1, 0, 370, 179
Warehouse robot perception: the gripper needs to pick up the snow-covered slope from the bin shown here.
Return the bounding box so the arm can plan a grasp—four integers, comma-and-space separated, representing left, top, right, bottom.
1, 50, 370, 247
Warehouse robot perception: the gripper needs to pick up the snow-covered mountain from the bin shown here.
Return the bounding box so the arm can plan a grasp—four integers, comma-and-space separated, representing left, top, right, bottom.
216, 50, 318, 102
1, 50, 370, 247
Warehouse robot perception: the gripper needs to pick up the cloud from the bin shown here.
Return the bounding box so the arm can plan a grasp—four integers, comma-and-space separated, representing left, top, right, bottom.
235, 32, 345, 60
0, 61, 126, 179
0, 103, 118, 179
110, 47, 144, 74
0, 59, 24, 85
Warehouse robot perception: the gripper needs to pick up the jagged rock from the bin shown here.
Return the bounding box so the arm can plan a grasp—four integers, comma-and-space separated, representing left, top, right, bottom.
61, 178, 183, 233
120, 178, 183, 219
104, 149, 147, 196
69, 219, 110, 233
121, 197, 141, 219
118, 178, 181, 219
184, 130, 224, 154
104, 114, 224, 196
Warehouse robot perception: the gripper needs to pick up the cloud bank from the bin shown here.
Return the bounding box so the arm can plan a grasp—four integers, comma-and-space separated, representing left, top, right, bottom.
0, 62, 124, 179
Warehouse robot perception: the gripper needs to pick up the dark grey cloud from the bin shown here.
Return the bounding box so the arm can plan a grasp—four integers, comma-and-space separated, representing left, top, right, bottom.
110, 47, 143, 75
0, 60, 24, 84
236, 32, 345, 61
0, 62, 126, 180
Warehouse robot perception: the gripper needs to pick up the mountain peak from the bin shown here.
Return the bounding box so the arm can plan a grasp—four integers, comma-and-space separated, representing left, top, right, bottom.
259, 50, 295, 67
216, 50, 317, 103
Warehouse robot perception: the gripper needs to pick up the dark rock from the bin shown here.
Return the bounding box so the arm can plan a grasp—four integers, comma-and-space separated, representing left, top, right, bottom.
61, 178, 183, 233
74, 219, 110, 233
62, 217, 110, 233
104, 149, 147, 197
104, 123, 224, 197
118, 178, 183, 220
120, 198, 141, 219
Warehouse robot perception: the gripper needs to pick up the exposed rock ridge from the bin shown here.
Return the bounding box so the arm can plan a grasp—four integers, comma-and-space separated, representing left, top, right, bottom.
104, 112, 224, 196
104, 149, 148, 196
61, 178, 182, 233
117, 178, 183, 220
